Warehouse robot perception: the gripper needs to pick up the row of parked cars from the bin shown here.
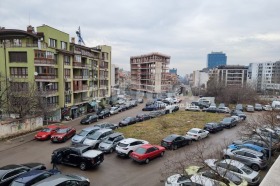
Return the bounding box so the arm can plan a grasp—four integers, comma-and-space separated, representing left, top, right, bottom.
0, 162, 91, 186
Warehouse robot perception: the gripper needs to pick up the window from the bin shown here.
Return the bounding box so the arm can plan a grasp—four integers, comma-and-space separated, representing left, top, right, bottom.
49, 38, 57, 48
61, 41, 67, 50
9, 52, 27, 63
64, 69, 71, 78
10, 82, 29, 91
10, 67, 28, 78
235, 151, 245, 156
245, 152, 256, 158
74, 55, 81, 62
64, 55, 70, 65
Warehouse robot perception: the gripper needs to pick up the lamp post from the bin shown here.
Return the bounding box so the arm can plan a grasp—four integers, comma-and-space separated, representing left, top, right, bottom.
44, 83, 53, 126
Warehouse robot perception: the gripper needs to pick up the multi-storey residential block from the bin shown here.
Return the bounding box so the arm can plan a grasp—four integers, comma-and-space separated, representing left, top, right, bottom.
0, 25, 111, 122
207, 52, 227, 69
192, 70, 209, 88
209, 65, 248, 87
130, 53, 170, 95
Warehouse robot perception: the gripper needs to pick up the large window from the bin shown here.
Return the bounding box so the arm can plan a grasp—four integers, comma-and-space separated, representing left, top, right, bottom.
64, 69, 71, 78
9, 52, 27, 63
64, 55, 70, 65
49, 38, 57, 48
74, 55, 81, 62
10, 82, 29, 91
61, 41, 67, 50
10, 67, 28, 78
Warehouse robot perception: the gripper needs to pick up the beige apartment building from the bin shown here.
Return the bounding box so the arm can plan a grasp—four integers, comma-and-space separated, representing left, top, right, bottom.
130, 53, 170, 95
0, 25, 111, 122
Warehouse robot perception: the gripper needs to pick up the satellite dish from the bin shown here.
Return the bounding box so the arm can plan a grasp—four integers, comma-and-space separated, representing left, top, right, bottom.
34, 72, 38, 76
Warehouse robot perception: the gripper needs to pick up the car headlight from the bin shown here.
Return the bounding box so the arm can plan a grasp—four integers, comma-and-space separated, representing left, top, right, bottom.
42, 135, 46, 138
86, 178, 90, 182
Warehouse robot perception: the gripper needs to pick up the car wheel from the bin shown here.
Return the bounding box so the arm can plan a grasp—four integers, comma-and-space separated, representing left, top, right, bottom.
145, 158, 150, 164
251, 164, 260, 171
160, 151, 165, 157
80, 162, 87, 171
172, 145, 178, 150
128, 151, 133, 157
109, 148, 114, 153
197, 136, 201, 141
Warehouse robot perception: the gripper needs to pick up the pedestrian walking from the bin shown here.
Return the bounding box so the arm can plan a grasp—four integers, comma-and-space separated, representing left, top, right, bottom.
51, 152, 60, 170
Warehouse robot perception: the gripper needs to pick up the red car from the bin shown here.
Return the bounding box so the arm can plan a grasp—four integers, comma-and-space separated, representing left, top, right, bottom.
130, 144, 165, 164
50, 126, 76, 143
35, 125, 60, 140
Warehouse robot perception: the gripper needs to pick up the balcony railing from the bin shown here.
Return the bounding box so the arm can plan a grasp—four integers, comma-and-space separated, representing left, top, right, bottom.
0, 43, 47, 48
73, 62, 89, 68
35, 75, 56, 79
34, 59, 56, 65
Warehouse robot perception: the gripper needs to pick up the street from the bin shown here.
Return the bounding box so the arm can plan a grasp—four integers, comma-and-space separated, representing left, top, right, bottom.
0, 97, 249, 186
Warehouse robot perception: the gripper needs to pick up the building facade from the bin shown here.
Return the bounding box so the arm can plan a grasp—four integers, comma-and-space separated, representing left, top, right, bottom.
0, 25, 111, 122
130, 53, 170, 94
207, 52, 227, 69
209, 65, 248, 87
192, 70, 209, 89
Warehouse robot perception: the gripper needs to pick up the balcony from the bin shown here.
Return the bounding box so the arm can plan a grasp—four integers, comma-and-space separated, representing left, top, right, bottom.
74, 99, 88, 104
43, 90, 59, 97
73, 62, 89, 68
35, 75, 57, 81
34, 59, 56, 66
99, 85, 107, 89
0, 43, 47, 48
73, 85, 88, 93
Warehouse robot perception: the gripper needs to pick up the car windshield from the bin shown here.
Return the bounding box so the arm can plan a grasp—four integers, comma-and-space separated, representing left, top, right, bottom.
84, 115, 91, 119
41, 128, 51, 132
222, 118, 231, 122
77, 130, 88, 136
124, 117, 131, 121
96, 124, 105, 128
87, 132, 101, 140
103, 137, 114, 144
134, 147, 147, 154
118, 142, 128, 147
189, 129, 198, 133
241, 165, 253, 174
205, 124, 214, 127
56, 128, 68, 133
10, 181, 25, 186
223, 171, 242, 185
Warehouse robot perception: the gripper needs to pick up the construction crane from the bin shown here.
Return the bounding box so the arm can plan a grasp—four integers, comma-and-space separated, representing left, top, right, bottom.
76, 26, 85, 45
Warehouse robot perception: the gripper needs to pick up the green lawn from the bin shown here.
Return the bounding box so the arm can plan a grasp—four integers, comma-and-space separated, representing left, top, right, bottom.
116, 111, 226, 145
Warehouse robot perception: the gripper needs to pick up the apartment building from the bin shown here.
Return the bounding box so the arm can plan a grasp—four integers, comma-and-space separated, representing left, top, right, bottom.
130, 53, 170, 95
209, 65, 248, 87
111, 64, 120, 96
0, 25, 111, 122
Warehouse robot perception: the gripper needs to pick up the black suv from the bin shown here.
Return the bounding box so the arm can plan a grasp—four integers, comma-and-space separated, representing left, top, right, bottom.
161, 134, 192, 150
98, 109, 111, 119
204, 122, 224, 133
52, 145, 104, 170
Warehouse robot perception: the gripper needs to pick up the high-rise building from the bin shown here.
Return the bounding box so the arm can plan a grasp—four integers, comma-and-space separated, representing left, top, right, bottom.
130, 53, 170, 94
207, 52, 227, 69
169, 68, 177, 74
0, 25, 111, 122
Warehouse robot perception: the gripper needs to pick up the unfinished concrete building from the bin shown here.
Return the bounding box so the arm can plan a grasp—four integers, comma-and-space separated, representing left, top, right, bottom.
130, 53, 170, 94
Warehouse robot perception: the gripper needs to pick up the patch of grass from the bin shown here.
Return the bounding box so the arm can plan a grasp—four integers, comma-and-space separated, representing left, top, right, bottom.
116, 111, 226, 145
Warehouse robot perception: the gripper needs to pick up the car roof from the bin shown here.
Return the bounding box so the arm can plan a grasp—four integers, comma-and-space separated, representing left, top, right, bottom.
205, 122, 218, 125
241, 143, 263, 149
233, 148, 263, 156
12, 170, 57, 183
107, 132, 123, 138
95, 128, 112, 133
189, 128, 201, 131
163, 134, 180, 140
32, 174, 82, 186
221, 159, 245, 168
119, 138, 138, 144
82, 126, 100, 131
138, 144, 153, 149
0, 165, 24, 178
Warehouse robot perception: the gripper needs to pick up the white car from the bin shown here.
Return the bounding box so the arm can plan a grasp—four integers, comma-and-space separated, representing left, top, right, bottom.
82, 129, 113, 148
218, 107, 231, 113
205, 159, 260, 185
263, 105, 272, 111
110, 107, 119, 115
186, 128, 209, 141
185, 105, 200, 112
115, 138, 149, 157
165, 174, 201, 186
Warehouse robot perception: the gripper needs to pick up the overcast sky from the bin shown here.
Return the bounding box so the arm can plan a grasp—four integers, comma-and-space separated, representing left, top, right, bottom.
1, 0, 280, 75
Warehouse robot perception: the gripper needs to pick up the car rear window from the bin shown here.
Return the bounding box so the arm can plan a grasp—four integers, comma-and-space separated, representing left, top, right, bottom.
241, 166, 253, 174
118, 142, 128, 147
134, 147, 146, 154
189, 129, 198, 133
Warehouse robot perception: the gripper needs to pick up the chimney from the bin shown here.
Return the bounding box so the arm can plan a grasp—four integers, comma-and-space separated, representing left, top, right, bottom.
27, 25, 34, 33
71, 37, 75, 44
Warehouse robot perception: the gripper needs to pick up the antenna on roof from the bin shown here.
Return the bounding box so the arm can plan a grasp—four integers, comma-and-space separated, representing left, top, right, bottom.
76, 26, 85, 45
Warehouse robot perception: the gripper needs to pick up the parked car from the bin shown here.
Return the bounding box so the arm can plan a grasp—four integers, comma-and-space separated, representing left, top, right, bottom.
263, 105, 272, 111
217, 107, 231, 113
236, 104, 244, 111
119, 117, 137, 127
51, 126, 76, 143
135, 113, 151, 122
173, 106, 180, 112
186, 128, 209, 141
231, 110, 247, 120
110, 107, 119, 115
52, 145, 104, 170
218, 103, 226, 108
95, 122, 118, 130
205, 159, 260, 185
130, 144, 165, 164
71, 126, 100, 144
10, 169, 61, 186
98, 132, 125, 153
185, 105, 200, 112
80, 114, 99, 124
222, 148, 267, 171
203, 107, 218, 113
82, 129, 113, 148
148, 110, 165, 118
130, 100, 138, 107
0, 163, 46, 186
203, 122, 223, 133
232, 139, 269, 149
165, 174, 203, 186
115, 138, 149, 157
137, 98, 144, 103
98, 109, 111, 119
254, 103, 263, 111
34, 125, 60, 140
246, 105, 254, 112
32, 174, 90, 186
228, 143, 269, 157
220, 117, 238, 128
161, 134, 192, 150
118, 105, 127, 112
231, 115, 242, 122
142, 104, 158, 111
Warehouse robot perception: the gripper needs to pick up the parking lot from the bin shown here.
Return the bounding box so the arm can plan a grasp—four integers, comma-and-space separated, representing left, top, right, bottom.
0, 97, 269, 185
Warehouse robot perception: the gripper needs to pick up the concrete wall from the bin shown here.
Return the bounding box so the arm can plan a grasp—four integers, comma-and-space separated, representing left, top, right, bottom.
260, 155, 280, 186
0, 117, 43, 139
